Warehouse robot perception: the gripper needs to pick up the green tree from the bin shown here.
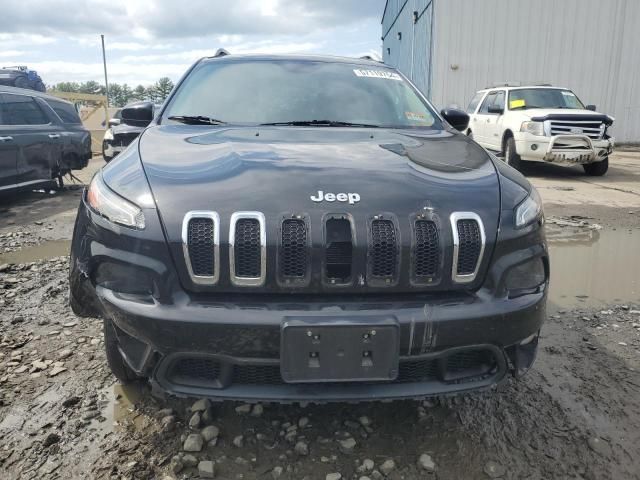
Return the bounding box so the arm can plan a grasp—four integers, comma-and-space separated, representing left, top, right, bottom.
53, 81, 80, 92
109, 83, 124, 107
133, 84, 146, 101
79, 80, 104, 95
153, 77, 174, 102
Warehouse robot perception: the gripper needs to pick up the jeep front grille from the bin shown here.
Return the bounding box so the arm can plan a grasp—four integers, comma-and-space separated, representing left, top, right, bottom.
280, 218, 309, 279
413, 220, 439, 280
229, 212, 266, 286
182, 211, 220, 285
181, 211, 487, 288
451, 213, 485, 283
548, 120, 604, 140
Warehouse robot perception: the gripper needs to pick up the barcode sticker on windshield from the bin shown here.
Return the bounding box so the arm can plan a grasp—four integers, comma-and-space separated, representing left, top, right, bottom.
353, 69, 402, 81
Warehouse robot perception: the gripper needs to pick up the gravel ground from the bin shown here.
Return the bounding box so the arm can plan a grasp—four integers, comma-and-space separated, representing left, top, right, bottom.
1, 155, 640, 479
1, 256, 639, 479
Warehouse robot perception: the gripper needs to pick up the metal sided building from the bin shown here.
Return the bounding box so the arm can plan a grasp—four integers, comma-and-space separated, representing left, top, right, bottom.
382, 0, 640, 143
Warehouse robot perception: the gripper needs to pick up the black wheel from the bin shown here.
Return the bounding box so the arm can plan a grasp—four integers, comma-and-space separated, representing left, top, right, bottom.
505, 136, 522, 171
583, 157, 608, 176
104, 319, 140, 383
14, 76, 28, 89
34, 80, 46, 92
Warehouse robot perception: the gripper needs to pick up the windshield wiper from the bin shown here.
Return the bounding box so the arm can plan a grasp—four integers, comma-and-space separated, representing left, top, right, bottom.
167, 115, 226, 125
260, 120, 380, 128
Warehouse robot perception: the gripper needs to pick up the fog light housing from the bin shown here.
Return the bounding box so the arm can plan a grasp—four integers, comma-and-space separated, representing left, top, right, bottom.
531, 144, 538, 151
505, 258, 546, 296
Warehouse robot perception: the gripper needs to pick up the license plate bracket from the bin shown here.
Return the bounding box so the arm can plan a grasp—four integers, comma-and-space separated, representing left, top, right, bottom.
280, 316, 399, 383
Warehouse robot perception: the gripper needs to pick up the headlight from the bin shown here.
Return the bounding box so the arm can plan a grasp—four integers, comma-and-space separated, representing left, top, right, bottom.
515, 187, 542, 228
520, 121, 544, 136
505, 258, 546, 292
86, 173, 145, 229
103, 128, 114, 141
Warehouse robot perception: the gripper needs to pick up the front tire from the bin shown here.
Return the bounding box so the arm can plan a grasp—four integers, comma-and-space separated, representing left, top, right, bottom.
583, 157, 608, 176
505, 136, 523, 171
104, 319, 139, 383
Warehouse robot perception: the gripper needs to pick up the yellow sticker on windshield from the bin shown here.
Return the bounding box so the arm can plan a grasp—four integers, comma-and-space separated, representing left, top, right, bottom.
510, 99, 526, 109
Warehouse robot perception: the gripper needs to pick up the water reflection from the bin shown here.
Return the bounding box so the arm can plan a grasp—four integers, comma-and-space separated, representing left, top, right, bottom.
547, 225, 640, 307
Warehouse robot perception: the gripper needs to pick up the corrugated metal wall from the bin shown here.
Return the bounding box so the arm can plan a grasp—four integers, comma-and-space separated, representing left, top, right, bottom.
382, 0, 640, 142
382, 0, 434, 97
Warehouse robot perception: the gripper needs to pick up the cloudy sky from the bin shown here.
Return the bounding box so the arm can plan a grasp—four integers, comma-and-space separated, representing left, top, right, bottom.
0, 0, 386, 87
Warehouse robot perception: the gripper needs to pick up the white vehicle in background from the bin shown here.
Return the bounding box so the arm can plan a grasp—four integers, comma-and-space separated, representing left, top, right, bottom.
466, 84, 614, 176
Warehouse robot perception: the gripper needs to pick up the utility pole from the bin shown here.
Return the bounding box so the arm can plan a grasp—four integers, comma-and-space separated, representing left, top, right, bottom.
100, 34, 110, 127
101, 34, 110, 108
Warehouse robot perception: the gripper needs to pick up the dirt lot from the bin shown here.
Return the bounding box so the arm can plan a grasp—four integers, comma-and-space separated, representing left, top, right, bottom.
1, 153, 639, 480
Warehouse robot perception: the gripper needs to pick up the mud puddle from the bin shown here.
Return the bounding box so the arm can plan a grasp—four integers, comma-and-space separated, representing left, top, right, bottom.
0, 239, 71, 264
101, 383, 149, 432
547, 225, 640, 307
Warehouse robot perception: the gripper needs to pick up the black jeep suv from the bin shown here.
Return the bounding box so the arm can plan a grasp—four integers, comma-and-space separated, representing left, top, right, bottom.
69, 54, 548, 402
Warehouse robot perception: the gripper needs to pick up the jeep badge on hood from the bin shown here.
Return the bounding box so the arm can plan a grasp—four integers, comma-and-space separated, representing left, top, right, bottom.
310, 190, 361, 204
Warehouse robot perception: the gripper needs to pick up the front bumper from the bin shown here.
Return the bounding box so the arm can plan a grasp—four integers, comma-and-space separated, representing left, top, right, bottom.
102, 140, 125, 159
515, 133, 613, 164
96, 285, 545, 402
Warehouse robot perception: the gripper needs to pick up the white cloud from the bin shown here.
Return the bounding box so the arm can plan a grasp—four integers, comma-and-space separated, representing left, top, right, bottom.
0, 0, 384, 85
0, 50, 27, 58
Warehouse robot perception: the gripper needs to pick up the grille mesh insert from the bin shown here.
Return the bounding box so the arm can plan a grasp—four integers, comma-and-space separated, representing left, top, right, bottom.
280, 219, 308, 278
456, 219, 482, 275
370, 219, 397, 278
234, 218, 261, 278
414, 220, 439, 278
171, 357, 220, 382
187, 217, 215, 276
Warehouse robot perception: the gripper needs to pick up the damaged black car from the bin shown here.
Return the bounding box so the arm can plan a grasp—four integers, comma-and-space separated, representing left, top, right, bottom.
69, 53, 548, 402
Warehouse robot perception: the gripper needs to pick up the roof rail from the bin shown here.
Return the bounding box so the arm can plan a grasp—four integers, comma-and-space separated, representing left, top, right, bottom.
485, 81, 553, 88
214, 48, 230, 58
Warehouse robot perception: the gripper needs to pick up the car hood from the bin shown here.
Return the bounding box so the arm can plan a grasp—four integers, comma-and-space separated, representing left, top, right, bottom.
139, 125, 499, 224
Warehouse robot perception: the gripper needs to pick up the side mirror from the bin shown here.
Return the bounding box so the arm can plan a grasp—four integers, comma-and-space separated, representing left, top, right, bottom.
121, 101, 154, 127
107, 118, 121, 127
440, 108, 470, 132
487, 105, 504, 115
585, 104, 596, 111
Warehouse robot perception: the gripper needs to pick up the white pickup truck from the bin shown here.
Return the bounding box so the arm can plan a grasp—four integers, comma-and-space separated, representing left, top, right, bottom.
466, 85, 614, 176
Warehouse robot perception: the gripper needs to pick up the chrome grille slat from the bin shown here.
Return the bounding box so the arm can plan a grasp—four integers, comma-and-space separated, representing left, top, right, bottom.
450, 212, 485, 283
229, 212, 266, 286
182, 211, 220, 285
548, 119, 604, 140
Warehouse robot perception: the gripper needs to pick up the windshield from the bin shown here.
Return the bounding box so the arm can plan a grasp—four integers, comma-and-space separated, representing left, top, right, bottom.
508, 88, 585, 110
164, 59, 441, 129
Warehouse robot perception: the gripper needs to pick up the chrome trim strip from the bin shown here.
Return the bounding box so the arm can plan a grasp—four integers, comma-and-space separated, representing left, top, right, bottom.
0, 178, 53, 191
181, 211, 220, 285
450, 212, 486, 284
229, 211, 266, 287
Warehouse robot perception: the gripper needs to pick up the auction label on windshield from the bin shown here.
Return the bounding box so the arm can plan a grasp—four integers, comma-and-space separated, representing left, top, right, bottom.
353, 69, 402, 80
